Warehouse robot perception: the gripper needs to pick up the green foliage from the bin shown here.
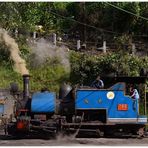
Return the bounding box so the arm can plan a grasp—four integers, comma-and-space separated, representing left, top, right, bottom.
113, 2, 140, 32
0, 2, 147, 37
0, 1, 148, 93
0, 66, 22, 89
0, 3, 40, 31
0, 61, 69, 93
0, 43, 12, 68
28, 52, 70, 92
29, 64, 69, 92
70, 51, 148, 85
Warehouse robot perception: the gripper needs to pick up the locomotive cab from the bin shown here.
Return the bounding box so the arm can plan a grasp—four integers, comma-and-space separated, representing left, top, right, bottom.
62, 76, 147, 137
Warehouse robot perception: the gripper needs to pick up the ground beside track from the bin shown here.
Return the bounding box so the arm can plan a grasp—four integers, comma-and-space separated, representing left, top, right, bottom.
0, 130, 148, 146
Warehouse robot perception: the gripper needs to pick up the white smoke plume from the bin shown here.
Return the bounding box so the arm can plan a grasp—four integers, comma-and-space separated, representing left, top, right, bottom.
0, 28, 29, 75
29, 38, 70, 71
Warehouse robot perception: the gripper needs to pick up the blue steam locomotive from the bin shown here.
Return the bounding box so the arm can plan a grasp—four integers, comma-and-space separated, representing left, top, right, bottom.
6, 75, 147, 138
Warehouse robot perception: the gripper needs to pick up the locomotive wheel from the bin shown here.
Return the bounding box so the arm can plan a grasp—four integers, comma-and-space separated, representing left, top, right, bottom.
137, 127, 145, 137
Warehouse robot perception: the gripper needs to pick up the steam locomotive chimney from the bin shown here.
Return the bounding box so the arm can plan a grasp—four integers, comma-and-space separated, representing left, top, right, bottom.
23, 74, 30, 100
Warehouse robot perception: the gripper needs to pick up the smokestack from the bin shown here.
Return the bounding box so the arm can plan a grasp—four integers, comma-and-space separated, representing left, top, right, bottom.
23, 74, 30, 100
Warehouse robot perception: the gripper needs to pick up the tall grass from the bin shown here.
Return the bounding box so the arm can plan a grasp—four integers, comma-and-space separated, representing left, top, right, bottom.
29, 64, 70, 92
0, 64, 70, 93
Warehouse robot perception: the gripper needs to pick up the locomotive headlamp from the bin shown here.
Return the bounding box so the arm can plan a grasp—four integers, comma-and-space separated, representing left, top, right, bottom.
107, 91, 115, 99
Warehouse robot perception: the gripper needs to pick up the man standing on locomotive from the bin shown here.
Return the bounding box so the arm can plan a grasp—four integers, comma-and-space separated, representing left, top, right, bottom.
91, 76, 104, 89
130, 85, 140, 110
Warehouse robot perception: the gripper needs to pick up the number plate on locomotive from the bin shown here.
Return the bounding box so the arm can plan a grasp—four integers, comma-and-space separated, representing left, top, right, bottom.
117, 104, 128, 111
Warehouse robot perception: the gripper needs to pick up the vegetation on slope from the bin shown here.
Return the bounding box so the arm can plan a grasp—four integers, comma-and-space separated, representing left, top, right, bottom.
0, 2, 148, 93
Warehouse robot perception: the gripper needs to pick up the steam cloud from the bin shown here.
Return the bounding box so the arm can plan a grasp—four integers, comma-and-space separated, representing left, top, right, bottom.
0, 28, 29, 75
30, 38, 70, 71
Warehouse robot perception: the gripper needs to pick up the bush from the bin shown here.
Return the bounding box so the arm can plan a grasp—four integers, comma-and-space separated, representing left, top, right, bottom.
29, 63, 70, 92
70, 51, 148, 85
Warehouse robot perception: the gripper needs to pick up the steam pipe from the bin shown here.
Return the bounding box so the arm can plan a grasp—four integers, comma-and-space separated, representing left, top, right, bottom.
23, 74, 30, 100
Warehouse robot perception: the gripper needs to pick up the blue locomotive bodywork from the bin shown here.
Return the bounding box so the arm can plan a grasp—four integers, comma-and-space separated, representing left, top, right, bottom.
76, 83, 147, 123
31, 91, 55, 113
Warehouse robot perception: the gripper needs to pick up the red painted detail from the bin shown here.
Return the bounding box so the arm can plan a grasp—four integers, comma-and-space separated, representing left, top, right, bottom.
17, 121, 25, 129
117, 104, 128, 111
